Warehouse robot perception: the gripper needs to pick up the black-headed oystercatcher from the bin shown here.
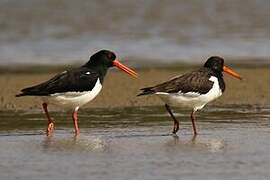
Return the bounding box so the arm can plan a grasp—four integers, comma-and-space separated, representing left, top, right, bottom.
138, 56, 242, 135
16, 50, 138, 136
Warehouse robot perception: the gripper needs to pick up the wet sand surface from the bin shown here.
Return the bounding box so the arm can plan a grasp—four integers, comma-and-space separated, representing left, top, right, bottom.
0, 66, 270, 110
0, 106, 270, 180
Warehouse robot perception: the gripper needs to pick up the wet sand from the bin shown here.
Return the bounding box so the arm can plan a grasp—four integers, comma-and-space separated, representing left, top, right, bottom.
0, 66, 269, 110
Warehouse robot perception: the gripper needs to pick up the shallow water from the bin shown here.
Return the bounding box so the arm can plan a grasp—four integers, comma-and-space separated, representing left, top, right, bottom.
1, 0, 270, 64
0, 105, 270, 180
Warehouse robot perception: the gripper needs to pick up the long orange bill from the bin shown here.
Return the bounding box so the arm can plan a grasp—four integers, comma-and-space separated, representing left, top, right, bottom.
223, 65, 242, 80
113, 60, 138, 78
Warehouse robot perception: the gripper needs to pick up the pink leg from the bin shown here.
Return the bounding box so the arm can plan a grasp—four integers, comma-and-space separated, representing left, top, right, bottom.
190, 110, 197, 135
72, 107, 80, 136
42, 103, 54, 136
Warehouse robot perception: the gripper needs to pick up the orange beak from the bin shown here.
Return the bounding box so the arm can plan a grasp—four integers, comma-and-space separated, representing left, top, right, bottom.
223, 66, 242, 80
113, 60, 138, 78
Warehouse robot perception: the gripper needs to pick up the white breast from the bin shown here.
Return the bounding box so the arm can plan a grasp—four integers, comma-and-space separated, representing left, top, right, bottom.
156, 76, 222, 111
42, 78, 102, 109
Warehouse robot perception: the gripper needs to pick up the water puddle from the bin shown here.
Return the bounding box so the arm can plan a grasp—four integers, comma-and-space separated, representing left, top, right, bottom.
0, 105, 270, 180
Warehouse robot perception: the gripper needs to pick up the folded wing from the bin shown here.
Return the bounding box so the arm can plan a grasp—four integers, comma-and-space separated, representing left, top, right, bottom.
16, 68, 99, 97
138, 69, 214, 96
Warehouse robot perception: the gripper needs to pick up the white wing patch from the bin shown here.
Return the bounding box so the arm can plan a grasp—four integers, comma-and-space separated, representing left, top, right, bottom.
178, 91, 201, 97
169, 74, 182, 81
85, 72, 91, 75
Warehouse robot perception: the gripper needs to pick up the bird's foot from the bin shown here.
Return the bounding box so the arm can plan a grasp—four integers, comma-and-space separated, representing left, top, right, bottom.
46, 122, 55, 136
172, 123, 179, 134
74, 129, 80, 137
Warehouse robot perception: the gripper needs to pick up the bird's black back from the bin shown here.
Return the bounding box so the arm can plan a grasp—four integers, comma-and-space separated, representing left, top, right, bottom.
138, 67, 225, 96
16, 67, 102, 96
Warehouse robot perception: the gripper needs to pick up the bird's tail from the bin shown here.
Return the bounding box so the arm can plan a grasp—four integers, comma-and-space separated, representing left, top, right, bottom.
137, 87, 156, 96
15, 93, 24, 97
15, 88, 31, 97
15, 86, 41, 97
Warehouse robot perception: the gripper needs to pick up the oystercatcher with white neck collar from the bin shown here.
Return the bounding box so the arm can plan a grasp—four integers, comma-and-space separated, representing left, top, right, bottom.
16, 50, 138, 136
138, 56, 242, 135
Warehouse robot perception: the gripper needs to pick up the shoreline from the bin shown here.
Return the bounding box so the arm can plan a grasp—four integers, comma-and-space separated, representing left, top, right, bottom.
0, 66, 269, 111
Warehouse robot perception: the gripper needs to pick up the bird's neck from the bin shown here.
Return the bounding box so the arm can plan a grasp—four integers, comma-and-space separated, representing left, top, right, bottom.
212, 70, 225, 92
84, 64, 109, 83
212, 69, 223, 79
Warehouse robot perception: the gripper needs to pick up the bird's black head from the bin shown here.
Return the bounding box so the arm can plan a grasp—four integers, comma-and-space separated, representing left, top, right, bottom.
85, 50, 116, 68
204, 56, 242, 80
83, 49, 138, 78
204, 56, 224, 72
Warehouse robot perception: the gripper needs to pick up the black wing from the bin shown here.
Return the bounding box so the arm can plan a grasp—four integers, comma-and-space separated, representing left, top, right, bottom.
138, 68, 214, 96
16, 67, 100, 96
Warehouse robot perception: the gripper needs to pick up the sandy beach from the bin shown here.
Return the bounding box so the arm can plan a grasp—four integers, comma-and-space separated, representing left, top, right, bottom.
0, 65, 269, 111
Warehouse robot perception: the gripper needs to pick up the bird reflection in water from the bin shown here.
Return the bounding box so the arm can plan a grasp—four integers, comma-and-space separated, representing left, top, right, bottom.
167, 134, 225, 153
42, 134, 107, 152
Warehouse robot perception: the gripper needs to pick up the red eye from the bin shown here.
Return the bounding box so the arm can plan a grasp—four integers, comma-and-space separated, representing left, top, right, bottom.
107, 53, 112, 59
106, 52, 116, 60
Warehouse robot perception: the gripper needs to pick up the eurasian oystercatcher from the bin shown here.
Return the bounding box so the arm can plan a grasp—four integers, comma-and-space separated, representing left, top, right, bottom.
16, 50, 138, 136
138, 56, 242, 135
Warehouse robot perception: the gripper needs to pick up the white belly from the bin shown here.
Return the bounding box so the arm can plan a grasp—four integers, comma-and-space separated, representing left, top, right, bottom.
156, 76, 222, 111
42, 78, 102, 109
